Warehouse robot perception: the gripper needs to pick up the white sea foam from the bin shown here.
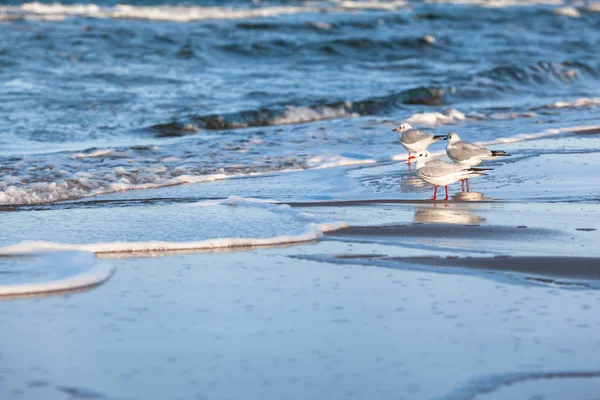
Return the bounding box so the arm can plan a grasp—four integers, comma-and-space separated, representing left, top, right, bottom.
404, 108, 466, 128
0, 222, 347, 255
333, 0, 407, 10
0, 143, 373, 205
273, 105, 359, 126
554, 6, 581, 17
0, 251, 114, 298
546, 97, 600, 109
424, 0, 564, 7
193, 196, 321, 222
0, 170, 230, 205
0, 197, 349, 255
73, 149, 116, 159
0, 1, 407, 22
478, 125, 600, 146
308, 155, 377, 169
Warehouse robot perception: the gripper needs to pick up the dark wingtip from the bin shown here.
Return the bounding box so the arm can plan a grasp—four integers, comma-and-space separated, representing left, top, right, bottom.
433, 135, 447, 140
491, 150, 510, 157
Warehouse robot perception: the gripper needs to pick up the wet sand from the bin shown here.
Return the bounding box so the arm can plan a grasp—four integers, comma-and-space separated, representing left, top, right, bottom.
1, 131, 600, 399
2, 244, 600, 400
338, 254, 600, 280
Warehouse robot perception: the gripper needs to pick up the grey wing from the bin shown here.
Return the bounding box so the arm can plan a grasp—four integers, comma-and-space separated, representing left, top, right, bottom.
419, 160, 464, 178
401, 129, 431, 144
449, 141, 492, 159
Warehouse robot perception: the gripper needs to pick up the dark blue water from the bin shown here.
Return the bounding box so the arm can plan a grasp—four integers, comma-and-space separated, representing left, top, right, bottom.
1, 0, 600, 204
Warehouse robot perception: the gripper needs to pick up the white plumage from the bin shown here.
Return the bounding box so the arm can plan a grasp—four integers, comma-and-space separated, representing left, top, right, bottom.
446, 132, 509, 167
414, 150, 490, 200
393, 123, 445, 160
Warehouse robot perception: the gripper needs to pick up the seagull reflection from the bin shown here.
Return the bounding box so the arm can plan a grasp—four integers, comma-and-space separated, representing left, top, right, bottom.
452, 191, 485, 201
413, 205, 486, 225
400, 172, 427, 192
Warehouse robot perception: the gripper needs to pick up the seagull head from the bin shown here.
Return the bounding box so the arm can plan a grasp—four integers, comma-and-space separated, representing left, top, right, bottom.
446, 132, 460, 143
393, 123, 413, 132
414, 150, 431, 168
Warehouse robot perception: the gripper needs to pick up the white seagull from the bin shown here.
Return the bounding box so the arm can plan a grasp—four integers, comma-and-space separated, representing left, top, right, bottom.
414, 150, 491, 200
393, 123, 446, 162
445, 131, 509, 191
446, 132, 510, 166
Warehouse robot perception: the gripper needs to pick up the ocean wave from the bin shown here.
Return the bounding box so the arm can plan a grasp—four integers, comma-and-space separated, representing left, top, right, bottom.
189, 104, 360, 130
149, 88, 445, 133
3, 117, 598, 206
0, 1, 407, 22
163, 60, 597, 133
0, 250, 114, 298
404, 108, 466, 127
152, 58, 597, 133
473, 61, 595, 87
219, 34, 440, 58
192, 196, 322, 222
0, 166, 232, 206
0, 197, 349, 254
544, 97, 600, 109
424, 0, 567, 7
554, 5, 581, 17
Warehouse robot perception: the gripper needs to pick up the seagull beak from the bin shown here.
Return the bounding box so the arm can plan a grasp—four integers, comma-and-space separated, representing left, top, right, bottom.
408, 155, 416, 160
442, 136, 448, 140
392, 128, 399, 132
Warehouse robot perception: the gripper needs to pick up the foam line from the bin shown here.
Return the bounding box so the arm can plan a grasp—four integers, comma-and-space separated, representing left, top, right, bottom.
0, 1, 407, 22
0, 197, 349, 255
0, 222, 348, 255
0, 251, 114, 298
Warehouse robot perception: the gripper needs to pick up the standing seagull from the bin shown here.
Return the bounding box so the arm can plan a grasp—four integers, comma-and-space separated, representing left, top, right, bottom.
446, 132, 510, 166
446, 131, 509, 191
393, 123, 446, 162
414, 150, 491, 200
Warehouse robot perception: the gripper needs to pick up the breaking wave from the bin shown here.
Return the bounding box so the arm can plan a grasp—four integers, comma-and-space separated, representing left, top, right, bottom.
473, 61, 597, 88
149, 87, 448, 134
0, 250, 114, 298
3, 119, 598, 206
0, 197, 349, 254
148, 59, 597, 133
0, 1, 407, 22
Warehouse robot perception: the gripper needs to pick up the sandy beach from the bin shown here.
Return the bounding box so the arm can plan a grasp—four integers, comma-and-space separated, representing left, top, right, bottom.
2, 126, 600, 399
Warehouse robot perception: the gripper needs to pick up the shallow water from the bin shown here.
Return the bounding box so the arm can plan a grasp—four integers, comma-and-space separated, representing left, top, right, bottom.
2, 0, 600, 204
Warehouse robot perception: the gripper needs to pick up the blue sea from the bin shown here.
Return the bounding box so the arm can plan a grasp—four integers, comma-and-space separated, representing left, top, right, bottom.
1, 0, 600, 204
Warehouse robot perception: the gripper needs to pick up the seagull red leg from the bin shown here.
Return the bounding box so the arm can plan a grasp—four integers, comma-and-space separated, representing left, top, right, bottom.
461, 179, 465, 192
432, 185, 438, 200
407, 151, 411, 163
444, 186, 449, 201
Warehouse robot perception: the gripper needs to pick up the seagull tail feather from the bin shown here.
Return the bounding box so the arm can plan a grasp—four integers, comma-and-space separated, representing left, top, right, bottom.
469, 167, 493, 172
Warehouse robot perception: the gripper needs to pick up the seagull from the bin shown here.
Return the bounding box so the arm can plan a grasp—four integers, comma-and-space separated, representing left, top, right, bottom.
446, 131, 509, 191
414, 150, 491, 200
393, 123, 446, 162
446, 132, 510, 166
